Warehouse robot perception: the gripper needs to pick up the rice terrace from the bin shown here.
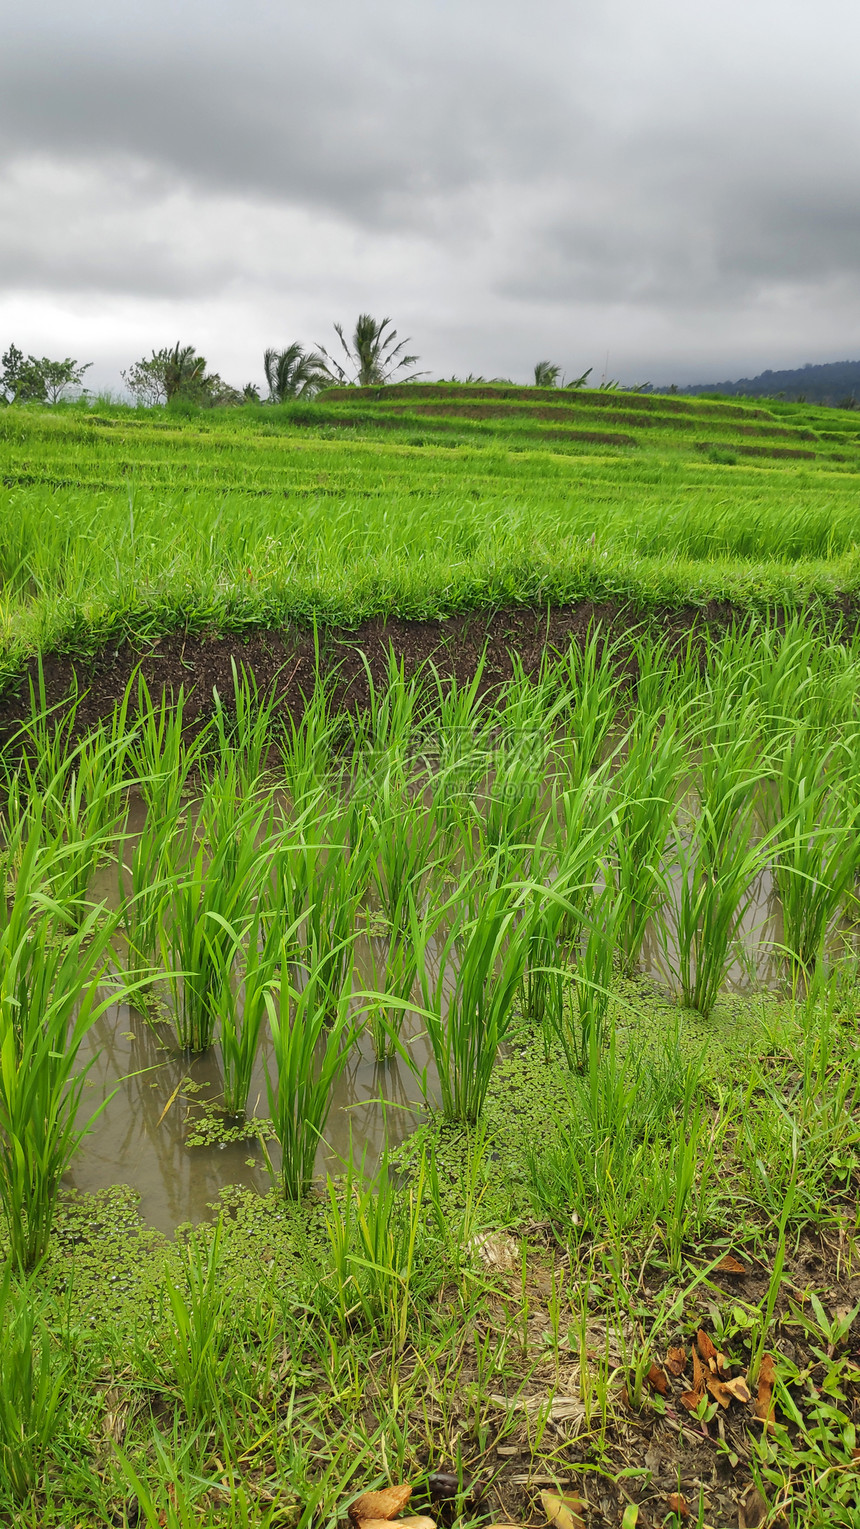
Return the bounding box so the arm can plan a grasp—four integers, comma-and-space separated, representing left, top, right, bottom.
3, 376, 860, 1529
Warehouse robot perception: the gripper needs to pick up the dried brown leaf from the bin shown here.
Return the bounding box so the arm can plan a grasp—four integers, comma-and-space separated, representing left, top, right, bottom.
714, 1254, 746, 1274
754, 1354, 776, 1431
540, 1489, 586, 1529
706, 1374, 733, 1409
359, 1520, 433, 1529
697, 1329, 719, 1369
667, 1495, 690, 1520
691, 1348, 706, 1395
665, 1345, 687, 1377
647, 1362, 669, 1396
679, 1389, 703, 1413
349, 1486, 412, 1524
722, 1375, 752, 1404
738, 1484, 769, 1528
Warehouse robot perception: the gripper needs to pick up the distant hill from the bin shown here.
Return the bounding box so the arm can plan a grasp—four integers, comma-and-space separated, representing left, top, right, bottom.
678, 359, 860, 408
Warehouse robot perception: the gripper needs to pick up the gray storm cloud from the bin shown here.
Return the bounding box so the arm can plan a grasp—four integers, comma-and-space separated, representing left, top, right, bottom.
1, 0, 859, 387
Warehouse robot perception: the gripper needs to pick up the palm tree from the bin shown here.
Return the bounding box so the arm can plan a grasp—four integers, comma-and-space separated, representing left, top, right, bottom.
263, 343, 328, 402
164, 343, 208, 401
318, 314, 423, 387
534, 360, 562, 388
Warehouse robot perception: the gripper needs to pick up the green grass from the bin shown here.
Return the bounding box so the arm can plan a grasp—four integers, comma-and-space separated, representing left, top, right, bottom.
3, 388, 860, 684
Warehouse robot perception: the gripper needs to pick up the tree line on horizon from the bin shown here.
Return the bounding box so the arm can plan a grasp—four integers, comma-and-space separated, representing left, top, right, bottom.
0, 315, 606, 409
4, 316, 859, 411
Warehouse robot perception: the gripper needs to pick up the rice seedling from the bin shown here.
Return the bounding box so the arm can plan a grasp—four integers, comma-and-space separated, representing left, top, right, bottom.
610, 713, 684, 974
409, 871, 532, 1122
363, 915, 419, 1062
0, 814, 124, 1267
367, 769, 438, 927
209, 657, 282, 791
520, 842, 569, 1055
765, 727, 860, 980
518, 808, 608, 1064
665, 711, 780, 1014
628, 625, 693, 719
349, 646, 424, 791
21, 718, 133, 921
272, 790, 369, 1002
263, 942, 360, 1199
324, 1147, 438, 1351
278, 672, 335, 811
554, 766, 614, 940
555, 627, 624, 789
10, 663, 81, 793
128, 675, 204, 822
160, 774, 274, 1051
693, 702, 762, 865
212, 902, 300, 1115
158, 1216, 233, 1427
747, 617, 822, 742
424, 656, 493, 839
569, 878, 631, 1069
477, 727, 551, 869
117, 806, 179, 990
0, 1267, 68, 1504
667, 803, 776, 1016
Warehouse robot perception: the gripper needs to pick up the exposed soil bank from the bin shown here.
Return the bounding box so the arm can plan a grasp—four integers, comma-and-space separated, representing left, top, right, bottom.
2, 597, 858, 740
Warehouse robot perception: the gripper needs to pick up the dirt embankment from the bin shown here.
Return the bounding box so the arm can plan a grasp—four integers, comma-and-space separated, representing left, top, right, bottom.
4, 597, 859, 744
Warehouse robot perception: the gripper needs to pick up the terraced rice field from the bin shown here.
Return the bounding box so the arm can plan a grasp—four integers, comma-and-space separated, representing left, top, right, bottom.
1, 387, 860, 1528
3, 383, 860, 682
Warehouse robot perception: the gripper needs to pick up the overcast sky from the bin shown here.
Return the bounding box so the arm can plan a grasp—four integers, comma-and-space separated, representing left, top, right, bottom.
2, 0, 859, 392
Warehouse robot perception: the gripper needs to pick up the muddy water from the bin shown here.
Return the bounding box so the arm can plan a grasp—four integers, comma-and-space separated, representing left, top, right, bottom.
68, 997, 436, 1237
63, 773, 849, 1234
639, 862, 785, 993
68, 793, 446, 1234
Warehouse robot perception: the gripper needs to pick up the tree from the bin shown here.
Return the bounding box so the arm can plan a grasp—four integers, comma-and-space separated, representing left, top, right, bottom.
164, 343, 208, 402
202, 374, 246, 407
36, 357, 92, 404
122, 343, 242, 408
263, 343, 327, 402
534, 360, 562, 387
532, 361, 592, 389
317, 314, 423, 387
1, 345, 90, 404
1, 344, 28, 402
122, 349, 171, 406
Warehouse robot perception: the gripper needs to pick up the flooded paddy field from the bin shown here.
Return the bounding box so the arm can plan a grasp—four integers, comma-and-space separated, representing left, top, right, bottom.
3, 616, 860, 1528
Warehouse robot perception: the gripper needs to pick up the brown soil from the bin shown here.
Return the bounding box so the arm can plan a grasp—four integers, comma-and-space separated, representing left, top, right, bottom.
3, 598, 859, 745
444, 1219, 860, 1529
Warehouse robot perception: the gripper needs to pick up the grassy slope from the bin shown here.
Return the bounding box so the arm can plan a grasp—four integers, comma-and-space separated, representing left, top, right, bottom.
2, 387, 860, 686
